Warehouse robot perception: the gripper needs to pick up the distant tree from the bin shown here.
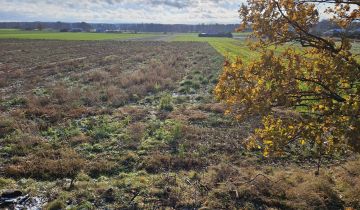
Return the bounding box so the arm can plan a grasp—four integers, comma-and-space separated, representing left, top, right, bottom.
215, 0, 359, 169
36, 23, 43, 31
79, 21, 92, 32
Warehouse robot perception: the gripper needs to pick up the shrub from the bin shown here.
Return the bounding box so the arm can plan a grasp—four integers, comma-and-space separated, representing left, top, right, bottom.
116, 106, 148, 122
2, 97, 27, 108
1, 132, 42, 157
141, 154, 204, 173
141, 119, 183, 152
0, 77, 7, 88
85, 69, 110, 83
0, 118, 16, 138
45, 199, 66, 210
86, 159, 118, 177
180, 79, 193, 87
81, 116, 127, 142
5, 147, 85, 181
106, 86, 129, 107
127, 122, 146, 143
178, 86, 191, 94
0, 178, 16, 189
159, 93, 173, 112
76, 201, 94, 210
192, 82, 201, 90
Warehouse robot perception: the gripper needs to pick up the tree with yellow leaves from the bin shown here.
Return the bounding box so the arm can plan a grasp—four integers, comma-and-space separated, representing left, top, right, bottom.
215, 0, 359, 167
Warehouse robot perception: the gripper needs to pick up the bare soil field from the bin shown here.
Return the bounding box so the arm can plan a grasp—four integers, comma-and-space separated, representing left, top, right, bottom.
0, 40, 359, 209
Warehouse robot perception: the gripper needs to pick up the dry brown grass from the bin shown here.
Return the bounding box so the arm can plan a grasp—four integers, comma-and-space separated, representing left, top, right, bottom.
0, 117, 16, 138
84, 69, 111, 83
5, 147, 85, 180
115, 106, 149, 122
198, 103, 226, 114
0, 77, 7, 88
197, 162, 360, 210
169, 108, 208, 122
141, 153, 205, 173
127, 122, 146, 142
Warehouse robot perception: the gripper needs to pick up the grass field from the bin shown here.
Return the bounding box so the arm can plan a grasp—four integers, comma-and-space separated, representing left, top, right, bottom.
0, 29, 156, 40
171, 33, 256, 60
172, 33, 360, 62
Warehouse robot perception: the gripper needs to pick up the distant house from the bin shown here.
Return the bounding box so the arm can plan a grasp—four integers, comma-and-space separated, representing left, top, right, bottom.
70, 28, 83, 32
198, 32, 233, 38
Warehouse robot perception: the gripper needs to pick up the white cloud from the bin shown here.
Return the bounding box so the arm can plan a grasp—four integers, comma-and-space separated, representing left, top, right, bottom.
0, 0, 246, 23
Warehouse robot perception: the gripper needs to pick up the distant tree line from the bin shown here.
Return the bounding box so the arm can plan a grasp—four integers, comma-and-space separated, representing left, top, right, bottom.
311, 19, 360, 35
0, 21, 241, 33
0, 20, 358, 34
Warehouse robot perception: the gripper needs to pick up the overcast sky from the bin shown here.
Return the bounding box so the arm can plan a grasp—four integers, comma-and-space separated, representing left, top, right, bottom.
0, 0, 248, 24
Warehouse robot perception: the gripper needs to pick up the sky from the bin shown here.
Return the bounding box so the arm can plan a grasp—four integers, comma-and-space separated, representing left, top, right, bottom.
0, 0, 247, 24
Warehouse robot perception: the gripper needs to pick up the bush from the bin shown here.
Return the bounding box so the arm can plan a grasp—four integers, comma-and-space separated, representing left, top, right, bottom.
45, 199, 66, 210
0, 118, 16, 138
0, 77, 7, 88
76, 201, 94, 210
141, 154, 204, 173
86, 159, 118, 177
159, 93, 173, 112
5, 148, 85, 181
0, 178, 16, 189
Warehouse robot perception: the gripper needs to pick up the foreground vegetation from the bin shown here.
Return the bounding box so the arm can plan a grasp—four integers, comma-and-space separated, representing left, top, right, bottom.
0, 39, 359, 209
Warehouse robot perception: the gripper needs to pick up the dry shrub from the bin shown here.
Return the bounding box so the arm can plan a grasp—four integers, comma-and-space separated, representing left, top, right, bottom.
336, 159, 360, 208
198, 103, 226, 114
86, 158, 118, 177
115, 106, 149, 122
101, 85, 129, 107
51, 84, 81, 105
203, 185, 240, 210
0, 77, 7, 88
85, 69, 111, 83
116, 59, 181, 97
103, 55, 120, 63
132, 54, 145, 63
170, 109, 208, 122
201, 165, 349, 210
51, 84, 67, 104
25, 104, 64, 124
127, 122, 146, 142
45, 199, 66, 210
5, 147, 85, 180
8, 69, 24, 79
0, 117, 16, 138
81, 89, 100, 106
30, 75, 42, 86
141, 154, 204, 173
4, 133, 43, 156
204, 164, 238, 186
286, 174, 343, 209
66, 107, 93, 119
68, 133, 90, 146
26, 94, 50, 107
